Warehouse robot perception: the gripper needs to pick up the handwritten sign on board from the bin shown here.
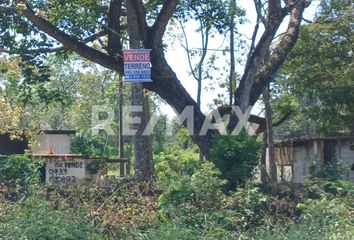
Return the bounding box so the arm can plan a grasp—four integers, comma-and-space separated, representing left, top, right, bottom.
45, 160, 85, 184
123, 49, 152, 82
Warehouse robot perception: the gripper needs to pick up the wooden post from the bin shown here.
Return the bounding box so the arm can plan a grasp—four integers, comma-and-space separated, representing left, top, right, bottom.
118, 75, 125, 177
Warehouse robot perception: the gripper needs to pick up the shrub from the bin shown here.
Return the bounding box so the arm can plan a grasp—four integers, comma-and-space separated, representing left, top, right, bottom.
155, 148, 228, 230
71, 132, 104, 158
0, 154, 42, 186
291, 197, 354, 239
131, 222, 235, 240
156, 151, 226, 212
210, 131, 262, 191
0, 187, 101, 240
224, 185, 270, 232
309, 158, 348, 181
246, 191, 354, 240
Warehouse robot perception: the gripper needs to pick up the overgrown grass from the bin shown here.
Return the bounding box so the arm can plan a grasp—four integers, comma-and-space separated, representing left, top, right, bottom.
0, 152, 353, 239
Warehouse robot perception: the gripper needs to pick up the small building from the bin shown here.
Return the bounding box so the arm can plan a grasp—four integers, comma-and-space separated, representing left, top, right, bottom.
0, 129, 129, 184
32, 130, 76, 154
31, 130, 105, 184
272, 135, 354, 183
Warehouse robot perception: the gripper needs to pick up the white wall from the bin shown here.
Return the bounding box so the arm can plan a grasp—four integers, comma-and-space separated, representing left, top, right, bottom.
339, 141, 354, 182
32, 134, 72, 154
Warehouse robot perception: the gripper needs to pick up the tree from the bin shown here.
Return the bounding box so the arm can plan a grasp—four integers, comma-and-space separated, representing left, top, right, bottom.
0, 0, 311, 159
275, 0, 354, 135
176, 0, 230, 107
125, 0, 154, 181
263, 84, 277, 183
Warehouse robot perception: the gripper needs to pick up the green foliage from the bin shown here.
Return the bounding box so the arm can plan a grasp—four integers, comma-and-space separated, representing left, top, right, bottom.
307, 178, 354, 199
1, 150, 354, 240
210, 131, 262, 191
176, 0, 238, 33
309, 159, 348, 181
71, 132, 105, 158
243, 188, 354, 240
131, 222, 235, 240
155, 148, 226, 212
225, 185, 269, 231
0, 187, 101, 240
293, 197, 354, 239
0, 155, 42, 186
277, 0, 354, 134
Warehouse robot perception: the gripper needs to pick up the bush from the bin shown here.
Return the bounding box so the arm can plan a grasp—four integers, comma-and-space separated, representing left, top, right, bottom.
154, 148, 229, 232
155, 148, 226, 212
210, 131, 262, 191
0, 154, 42, 186
309, 158, 348, 181
246, 189, 354, 240
0, 188, 101, 240
224, 185, 269, 232
71, 132, 105, 158
131, 222, 235, 240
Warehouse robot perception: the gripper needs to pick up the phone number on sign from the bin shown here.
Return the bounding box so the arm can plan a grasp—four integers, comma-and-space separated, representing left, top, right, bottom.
49, 176, 76, 183
48, 168, 68, 176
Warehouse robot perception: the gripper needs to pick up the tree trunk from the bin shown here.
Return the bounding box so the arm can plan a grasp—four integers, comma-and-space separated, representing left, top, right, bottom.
229, 0, 236, 106
118, 75, 126, 175
13, 0, 309, 161
260, 130, 268, 183
263, 84, 277, 183
126, 0, 154, 181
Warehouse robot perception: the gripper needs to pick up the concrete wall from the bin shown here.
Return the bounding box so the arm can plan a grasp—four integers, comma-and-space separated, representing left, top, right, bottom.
43, 156, 104, 184
338, 140, 354, 182
292, 145, 308, 183
275, 138, 354, 183
32, 134, 72, 154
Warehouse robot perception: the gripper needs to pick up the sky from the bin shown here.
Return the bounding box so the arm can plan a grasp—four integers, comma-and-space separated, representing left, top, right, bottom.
161, 0, 320, 118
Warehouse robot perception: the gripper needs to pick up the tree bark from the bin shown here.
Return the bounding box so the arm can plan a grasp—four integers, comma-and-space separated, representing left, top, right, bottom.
263, 84, 277, 183
229, 0, 236, 106
126, 0, 154, 181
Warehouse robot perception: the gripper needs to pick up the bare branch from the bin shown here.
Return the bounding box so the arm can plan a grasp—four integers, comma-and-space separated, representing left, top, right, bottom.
254, 0, 267, 26
179, 21, 199, 82
302, 17, 312, 23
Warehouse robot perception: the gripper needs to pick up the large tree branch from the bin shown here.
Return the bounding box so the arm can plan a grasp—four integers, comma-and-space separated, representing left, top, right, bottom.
235, 0, 309, 111
107, 0, 123, 57
107, 0, 123, 74
249, 0, 308, 105
214, 105, 294, 135
149, 0, 179, 47
0, 30, 108, 54
132, 0, 149, 44
268, 0, 282, 20
14, 0, 121, 72
235, 8, 285, 110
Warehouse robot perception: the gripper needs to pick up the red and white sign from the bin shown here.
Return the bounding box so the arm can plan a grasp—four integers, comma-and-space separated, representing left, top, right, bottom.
123, 49, 152, 82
